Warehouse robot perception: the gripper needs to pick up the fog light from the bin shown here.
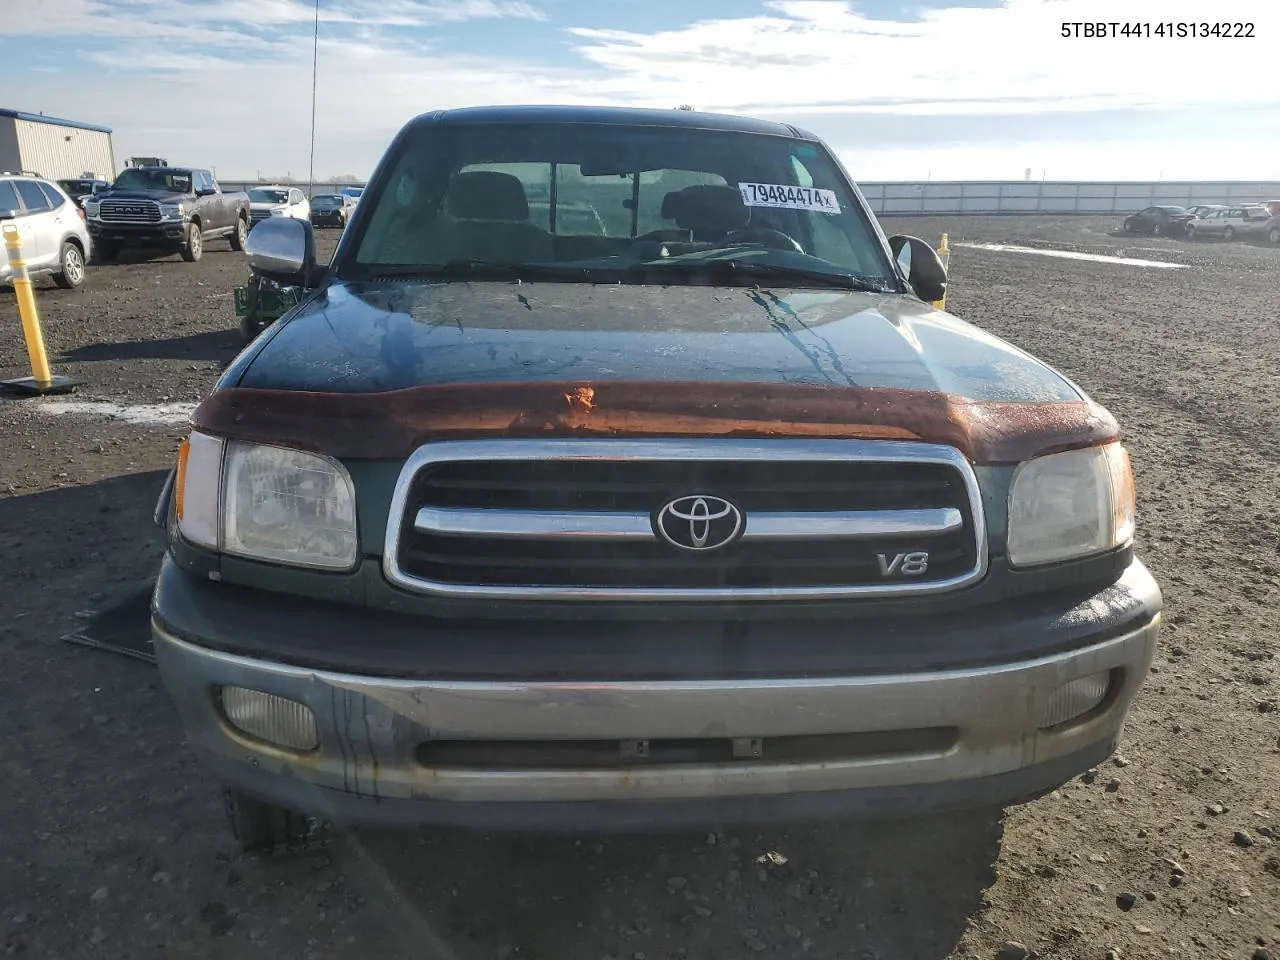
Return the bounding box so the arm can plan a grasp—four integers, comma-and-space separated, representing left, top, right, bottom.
220, 687, 319, 750
1040, 672, 1110, 729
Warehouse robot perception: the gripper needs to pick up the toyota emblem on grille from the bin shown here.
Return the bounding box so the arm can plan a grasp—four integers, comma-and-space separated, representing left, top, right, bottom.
654, 496, 743, 552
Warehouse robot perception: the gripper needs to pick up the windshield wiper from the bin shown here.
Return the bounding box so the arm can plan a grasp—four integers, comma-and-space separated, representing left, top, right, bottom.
641, 257, 894, 292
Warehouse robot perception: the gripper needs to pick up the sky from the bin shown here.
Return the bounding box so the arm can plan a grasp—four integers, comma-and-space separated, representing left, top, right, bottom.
2, 0, 1277, 182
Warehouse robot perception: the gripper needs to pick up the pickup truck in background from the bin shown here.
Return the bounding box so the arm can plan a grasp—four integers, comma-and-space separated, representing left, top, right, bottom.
85, 166, 251, 262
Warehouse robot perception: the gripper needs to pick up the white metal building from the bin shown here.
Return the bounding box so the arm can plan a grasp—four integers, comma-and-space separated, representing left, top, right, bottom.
0, 108, 116, 181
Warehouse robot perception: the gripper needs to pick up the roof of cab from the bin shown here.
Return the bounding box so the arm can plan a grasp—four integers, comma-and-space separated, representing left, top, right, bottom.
410, 105, 818, 141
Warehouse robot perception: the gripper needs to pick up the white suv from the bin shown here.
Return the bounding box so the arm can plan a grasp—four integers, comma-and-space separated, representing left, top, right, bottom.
0, 174, 92, 289
248, 186, 311, 227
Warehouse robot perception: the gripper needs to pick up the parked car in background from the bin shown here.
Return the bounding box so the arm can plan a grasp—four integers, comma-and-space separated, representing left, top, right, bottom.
1263, 215, 1280, 246
1186, 204, 1228, 220
1184, 205, 1272, 241
249, 186, 310, 227
86, 166, 251, 262
1121, 206, 1193, 236
308, 193, 355, 228
340, 186, 364, 205
151, 104, 1160, 851
57, 176, 111, 209
0, 174, 91, 288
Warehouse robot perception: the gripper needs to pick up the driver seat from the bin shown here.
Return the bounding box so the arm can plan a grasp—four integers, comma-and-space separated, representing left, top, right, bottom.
660, 185, 749, 242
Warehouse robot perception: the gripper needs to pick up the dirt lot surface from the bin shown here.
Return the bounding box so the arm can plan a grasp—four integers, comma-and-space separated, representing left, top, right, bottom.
1, 218, 1278, 960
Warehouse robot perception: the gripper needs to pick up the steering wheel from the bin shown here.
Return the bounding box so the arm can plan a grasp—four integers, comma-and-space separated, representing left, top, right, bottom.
719, 227, 804, 254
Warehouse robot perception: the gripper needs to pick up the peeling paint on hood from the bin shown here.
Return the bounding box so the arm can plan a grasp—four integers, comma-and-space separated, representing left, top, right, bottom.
233, 280, 1086, 404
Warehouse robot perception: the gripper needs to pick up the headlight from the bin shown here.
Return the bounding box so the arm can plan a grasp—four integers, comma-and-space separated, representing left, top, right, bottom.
175, 433, 358, 570
84, 200, 100, 217
270, 207, 285, 216
160, 202, 185, 219
1007, 442, 1134, 568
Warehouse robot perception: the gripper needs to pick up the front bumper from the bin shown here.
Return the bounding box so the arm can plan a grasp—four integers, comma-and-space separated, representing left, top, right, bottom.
153, 558, 1160, 828
88, 219, 186, 245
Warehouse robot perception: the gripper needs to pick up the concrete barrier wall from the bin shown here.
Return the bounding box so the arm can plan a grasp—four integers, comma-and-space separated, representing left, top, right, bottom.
216, 178, 1280, 216
857, 181, 1280, 215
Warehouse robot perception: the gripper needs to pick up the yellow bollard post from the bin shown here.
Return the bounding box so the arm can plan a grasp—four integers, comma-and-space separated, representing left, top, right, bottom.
930, 232, 950, 311
1, 223, 77, 395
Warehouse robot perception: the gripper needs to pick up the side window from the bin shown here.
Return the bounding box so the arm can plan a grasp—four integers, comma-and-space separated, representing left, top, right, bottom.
14, 180, 51, 214
194, 171, 213, 193
0, 180, 20, 214
37, 181, 67, 209
790, 156, 815, 188
784, 153, 858, 262
292, 190, 304, 204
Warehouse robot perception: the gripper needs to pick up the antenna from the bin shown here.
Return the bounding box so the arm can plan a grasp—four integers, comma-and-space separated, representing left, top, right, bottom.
307, 0, 320, 197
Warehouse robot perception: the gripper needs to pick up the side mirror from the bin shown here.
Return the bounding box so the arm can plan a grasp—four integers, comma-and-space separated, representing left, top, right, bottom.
0, 209, 17, 222
245, 216, 321, 286
888, 234, 947, 304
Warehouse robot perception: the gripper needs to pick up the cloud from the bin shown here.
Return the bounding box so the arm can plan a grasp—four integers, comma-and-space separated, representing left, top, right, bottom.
569, 0, 1280, 115
0, 0, 1276, 179
1, 0, 544, 40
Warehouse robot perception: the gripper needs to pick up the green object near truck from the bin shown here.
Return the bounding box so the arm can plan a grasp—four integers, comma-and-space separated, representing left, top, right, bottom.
233, 274, 302, 342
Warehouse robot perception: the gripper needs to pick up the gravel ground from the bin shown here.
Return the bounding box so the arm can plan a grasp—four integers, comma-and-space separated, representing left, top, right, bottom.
1, 217, 1278, 960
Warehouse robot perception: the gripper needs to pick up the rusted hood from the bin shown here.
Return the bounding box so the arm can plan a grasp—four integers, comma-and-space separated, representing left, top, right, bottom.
199, 280, 1119, 465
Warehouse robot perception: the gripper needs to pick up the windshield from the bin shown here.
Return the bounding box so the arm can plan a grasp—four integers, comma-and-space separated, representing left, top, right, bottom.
341, 123, 896, 290
312, 195, 342, 206
250, 188, 290, 203
111, 168, 192, 192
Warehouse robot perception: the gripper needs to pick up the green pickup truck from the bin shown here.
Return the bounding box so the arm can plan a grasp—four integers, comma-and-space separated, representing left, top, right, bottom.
153, 105, 1160, 851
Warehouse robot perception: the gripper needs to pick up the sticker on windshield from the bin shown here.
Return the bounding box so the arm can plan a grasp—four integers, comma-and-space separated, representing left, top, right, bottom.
739, 182, 841, 214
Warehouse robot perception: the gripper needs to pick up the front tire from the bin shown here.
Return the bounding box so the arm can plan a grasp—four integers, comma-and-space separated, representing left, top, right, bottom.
229, 215, 248, 252
1153, 222, 1164, 236
181, 223, 204, 262
1185, 224, 1197, 240
223, 790, 312, 852
1222, 226, 1235, 242
1269, 227, 1280, 246
52, 241, 86, 289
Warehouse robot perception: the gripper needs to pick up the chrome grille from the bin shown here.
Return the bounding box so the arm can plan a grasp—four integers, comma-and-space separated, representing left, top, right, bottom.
97, 199, 161, 223
384, 439, 987, 601
250, 210, 274, 223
